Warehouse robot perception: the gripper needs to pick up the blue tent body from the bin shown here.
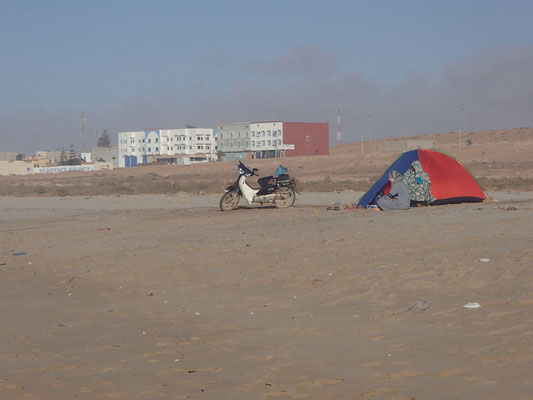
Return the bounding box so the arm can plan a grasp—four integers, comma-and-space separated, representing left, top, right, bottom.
358, 150, 419, 207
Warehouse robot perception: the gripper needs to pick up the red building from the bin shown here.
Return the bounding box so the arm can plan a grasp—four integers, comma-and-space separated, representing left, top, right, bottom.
283, 122, 329, 157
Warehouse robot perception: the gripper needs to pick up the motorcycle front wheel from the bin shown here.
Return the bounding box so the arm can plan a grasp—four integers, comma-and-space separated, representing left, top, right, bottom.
274, 187, 296, 208
219, 191, 241, 211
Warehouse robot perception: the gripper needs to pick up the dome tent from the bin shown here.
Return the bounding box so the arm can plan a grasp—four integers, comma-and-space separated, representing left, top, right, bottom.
357, 149, 486, 207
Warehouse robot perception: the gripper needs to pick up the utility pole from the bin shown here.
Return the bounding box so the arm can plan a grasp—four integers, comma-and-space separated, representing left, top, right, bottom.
459, 107, 465, 151
81, 111, 86, 153
463, 107, 466, 149
368, 114, 374, 153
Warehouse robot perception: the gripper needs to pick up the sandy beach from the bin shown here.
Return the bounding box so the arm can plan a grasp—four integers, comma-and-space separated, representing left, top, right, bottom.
1, 191, 533, 399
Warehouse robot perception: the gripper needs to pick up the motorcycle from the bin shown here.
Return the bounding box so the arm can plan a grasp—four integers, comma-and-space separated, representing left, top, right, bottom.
219, 161, 297, 211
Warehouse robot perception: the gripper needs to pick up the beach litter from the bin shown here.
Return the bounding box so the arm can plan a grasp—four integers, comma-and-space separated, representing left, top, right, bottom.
327, 202, 342, 211
13, 252, 27, 256
462, 302, 481, 309
477, 258, 491, 263
394, 300, 432, 314
499, 206, 517, 211
408, 299, 432, 312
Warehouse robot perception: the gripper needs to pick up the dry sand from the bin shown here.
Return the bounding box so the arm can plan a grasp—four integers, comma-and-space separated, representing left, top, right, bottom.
1, 191, 533, 399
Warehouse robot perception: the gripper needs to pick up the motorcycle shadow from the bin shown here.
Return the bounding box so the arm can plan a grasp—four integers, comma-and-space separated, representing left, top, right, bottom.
233, 204, 278, 210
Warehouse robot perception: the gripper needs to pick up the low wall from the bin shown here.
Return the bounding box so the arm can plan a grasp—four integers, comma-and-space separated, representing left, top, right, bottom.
379, 139, 436, 152
406, 140, 435, 150
34, 165, 95, 174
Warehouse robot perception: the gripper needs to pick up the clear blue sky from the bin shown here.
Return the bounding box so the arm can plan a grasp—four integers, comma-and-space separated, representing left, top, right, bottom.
2, 0, 533, 152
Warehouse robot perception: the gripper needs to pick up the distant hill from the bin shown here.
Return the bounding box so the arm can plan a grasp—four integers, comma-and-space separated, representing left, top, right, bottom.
1, 128, 532, 196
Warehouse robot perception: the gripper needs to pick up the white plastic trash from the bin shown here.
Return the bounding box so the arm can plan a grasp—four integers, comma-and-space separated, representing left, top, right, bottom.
462, 302, 481, 309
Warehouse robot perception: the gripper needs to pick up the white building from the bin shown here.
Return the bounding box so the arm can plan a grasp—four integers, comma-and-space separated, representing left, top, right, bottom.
118, 128, 217, 168
250, 121, 294, 159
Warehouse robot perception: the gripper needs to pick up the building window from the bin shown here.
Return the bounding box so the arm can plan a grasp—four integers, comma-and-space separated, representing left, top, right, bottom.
155, 138, 158, 143
262, 131, 265, 137
198, 136, 203, 141
267, 140, 271, 146
278, 139, 281, 145
148, 147, 151, 152
252, 141, 255, 146
262, 140, 265, 146
155, 147, 158, 151
206, 145, 210, 149
252, 132, 255, 137
245, 141, 248, 146
268, 131, 271, 136
237, 141, 241, 147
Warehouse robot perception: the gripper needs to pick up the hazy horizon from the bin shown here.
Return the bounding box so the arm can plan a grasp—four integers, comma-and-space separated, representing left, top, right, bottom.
2, 1, 533, 154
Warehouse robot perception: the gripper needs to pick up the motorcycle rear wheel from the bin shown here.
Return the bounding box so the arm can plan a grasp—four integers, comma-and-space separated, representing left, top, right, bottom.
274, 188, 296, 208
219, 191, 241, 211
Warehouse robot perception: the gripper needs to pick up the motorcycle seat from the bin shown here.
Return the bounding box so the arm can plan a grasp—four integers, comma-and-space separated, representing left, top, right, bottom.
257, 176, 275, 189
